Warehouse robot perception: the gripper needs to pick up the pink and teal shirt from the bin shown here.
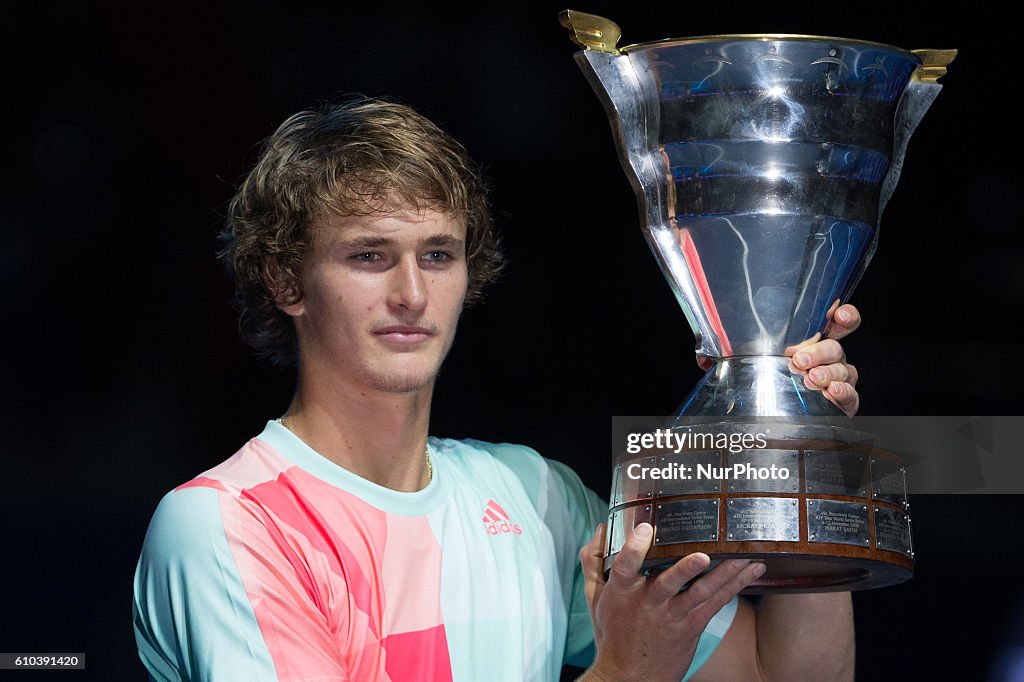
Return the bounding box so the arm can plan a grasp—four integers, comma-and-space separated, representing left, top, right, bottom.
132, 420, 736, 680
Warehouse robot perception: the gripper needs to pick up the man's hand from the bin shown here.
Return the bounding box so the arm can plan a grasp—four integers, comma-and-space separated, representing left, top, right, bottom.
783, 302, 861, 417
697, 301, 863, 417
578, 522, 764, 682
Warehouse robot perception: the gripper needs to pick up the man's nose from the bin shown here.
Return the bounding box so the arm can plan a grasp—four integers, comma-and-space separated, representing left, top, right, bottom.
387, 256, 428, 312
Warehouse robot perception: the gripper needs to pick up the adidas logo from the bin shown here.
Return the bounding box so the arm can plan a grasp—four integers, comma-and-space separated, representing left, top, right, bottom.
481, 499, 523, 536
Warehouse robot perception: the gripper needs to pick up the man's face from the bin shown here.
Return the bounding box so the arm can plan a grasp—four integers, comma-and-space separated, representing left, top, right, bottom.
285, 207, 468, 394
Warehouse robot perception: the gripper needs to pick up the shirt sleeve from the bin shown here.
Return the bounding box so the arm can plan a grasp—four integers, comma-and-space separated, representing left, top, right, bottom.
132, 486, 348, 681
542, 459, 738, 679
541, 458, 606, 668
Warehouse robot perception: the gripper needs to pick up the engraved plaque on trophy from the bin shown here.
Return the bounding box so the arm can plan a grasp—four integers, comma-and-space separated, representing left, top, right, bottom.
654, 499, 720, 545
561, 10, 955, 591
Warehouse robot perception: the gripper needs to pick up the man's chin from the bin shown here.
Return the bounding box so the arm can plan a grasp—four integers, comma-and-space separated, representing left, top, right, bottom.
363, 370, 439, 395
357, 346, 453, 394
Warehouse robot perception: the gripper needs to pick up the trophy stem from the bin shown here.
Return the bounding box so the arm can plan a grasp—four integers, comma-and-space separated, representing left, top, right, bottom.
677, 356, 846, 418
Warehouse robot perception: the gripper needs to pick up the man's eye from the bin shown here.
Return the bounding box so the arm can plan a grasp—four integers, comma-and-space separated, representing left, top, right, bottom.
352, 252, 382, 262
423, 251, 450, 262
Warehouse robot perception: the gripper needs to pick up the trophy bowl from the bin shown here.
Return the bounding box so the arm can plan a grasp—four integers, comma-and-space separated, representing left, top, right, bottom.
560, 10, 955, 592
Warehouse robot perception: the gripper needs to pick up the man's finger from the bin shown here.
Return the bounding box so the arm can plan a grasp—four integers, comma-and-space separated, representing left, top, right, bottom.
784, 332, 821, 357
675, 562, 765, 625
646, 552, 713, 603
788, 338, 845, 372
825, 382, 860, 418
580, 524, 606, 582
804, 362, 851, 390
671, 559, 752, 611
825, 303, 861, 340
606, 522, 654, 588
580, 524, 607, 609
655, 557, 745, 602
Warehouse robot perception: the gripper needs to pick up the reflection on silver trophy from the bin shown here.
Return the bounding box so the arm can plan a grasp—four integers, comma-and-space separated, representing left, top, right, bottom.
561, 11, 955, 591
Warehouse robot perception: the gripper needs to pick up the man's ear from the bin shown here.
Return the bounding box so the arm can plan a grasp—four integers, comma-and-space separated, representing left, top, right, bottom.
264, 256, 304, 317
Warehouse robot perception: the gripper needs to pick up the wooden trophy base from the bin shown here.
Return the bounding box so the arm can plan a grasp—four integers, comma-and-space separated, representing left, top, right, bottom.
604, 436, 913, 594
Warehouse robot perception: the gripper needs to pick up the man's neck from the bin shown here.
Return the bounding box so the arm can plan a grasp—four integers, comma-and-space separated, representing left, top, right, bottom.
281, 367, 433, 493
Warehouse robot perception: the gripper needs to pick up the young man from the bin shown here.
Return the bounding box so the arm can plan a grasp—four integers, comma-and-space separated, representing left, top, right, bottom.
133, 97, 860, 681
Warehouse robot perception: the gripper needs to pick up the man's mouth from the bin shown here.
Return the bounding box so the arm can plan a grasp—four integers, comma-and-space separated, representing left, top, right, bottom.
374, 326, 435, 344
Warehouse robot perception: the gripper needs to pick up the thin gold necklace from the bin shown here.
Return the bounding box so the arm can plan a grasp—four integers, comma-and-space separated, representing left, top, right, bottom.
277, 416, 432, 484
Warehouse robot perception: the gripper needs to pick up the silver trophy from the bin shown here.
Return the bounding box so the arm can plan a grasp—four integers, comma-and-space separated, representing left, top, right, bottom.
561, 11, 955, 591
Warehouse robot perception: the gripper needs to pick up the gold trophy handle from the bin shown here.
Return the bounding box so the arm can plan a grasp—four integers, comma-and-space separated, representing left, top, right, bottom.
911, 49, 958, 82
558, 9, 622, 54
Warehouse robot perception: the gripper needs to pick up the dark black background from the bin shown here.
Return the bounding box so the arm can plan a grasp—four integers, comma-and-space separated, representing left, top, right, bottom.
4, 2, 1022, 679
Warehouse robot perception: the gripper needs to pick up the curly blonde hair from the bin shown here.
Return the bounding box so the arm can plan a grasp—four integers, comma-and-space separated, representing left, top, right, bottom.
219, 96, 504, 367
